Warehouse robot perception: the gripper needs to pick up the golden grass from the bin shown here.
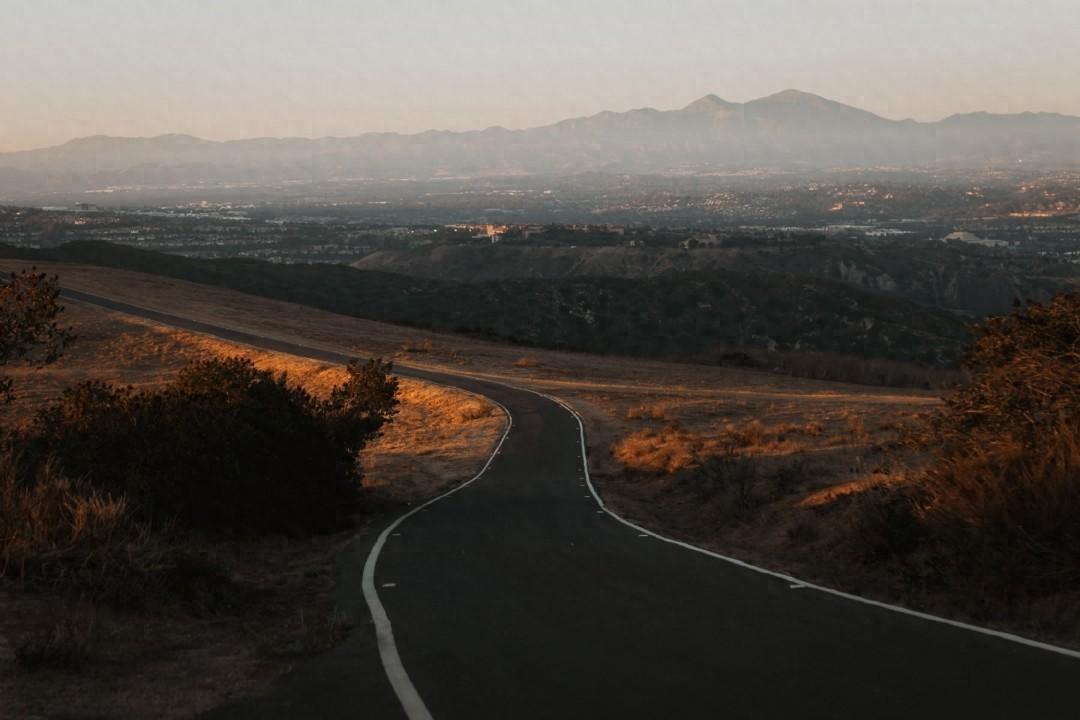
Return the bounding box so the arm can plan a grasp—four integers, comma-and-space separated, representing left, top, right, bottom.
625, 403, 667, 421
4, 301, 506, 509
362, 380, 503, 503
0, 451, 134, 584
612, 427, 701, 475
0, 292, 508, 719
611, 415, 871, 477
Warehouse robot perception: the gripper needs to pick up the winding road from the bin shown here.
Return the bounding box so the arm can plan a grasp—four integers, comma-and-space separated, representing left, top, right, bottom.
62, 287, 1080, 720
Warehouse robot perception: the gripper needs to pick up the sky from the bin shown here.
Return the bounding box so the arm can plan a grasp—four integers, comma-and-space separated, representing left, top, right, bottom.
2, 0, 1079, 152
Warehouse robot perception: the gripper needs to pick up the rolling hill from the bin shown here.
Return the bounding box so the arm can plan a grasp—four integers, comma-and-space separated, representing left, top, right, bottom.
0, 240, 968, 371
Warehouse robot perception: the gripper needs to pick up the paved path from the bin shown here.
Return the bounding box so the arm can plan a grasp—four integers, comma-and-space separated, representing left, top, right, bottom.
64, 288, 1080, 720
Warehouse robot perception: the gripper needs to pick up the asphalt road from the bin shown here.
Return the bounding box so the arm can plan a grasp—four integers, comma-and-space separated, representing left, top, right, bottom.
62, 288, 1080, 720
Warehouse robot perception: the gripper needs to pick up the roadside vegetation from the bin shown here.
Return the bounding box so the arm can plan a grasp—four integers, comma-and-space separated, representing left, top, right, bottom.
602, 294, 1080, 644
0, 272, 506, 718
0, 268, 73, 402
2, 270, 399, 640
23, 356, 397, 537
847, 293, 1080, 634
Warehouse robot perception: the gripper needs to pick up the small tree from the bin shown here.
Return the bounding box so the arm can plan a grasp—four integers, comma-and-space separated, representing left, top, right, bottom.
929, 293, 1080, 449
1, 270, 73, 403
323, 358, 399, 456
900, 294, 1080, 600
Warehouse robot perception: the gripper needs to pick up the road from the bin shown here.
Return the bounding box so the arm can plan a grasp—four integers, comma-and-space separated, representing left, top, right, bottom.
62, 288, 1080, 720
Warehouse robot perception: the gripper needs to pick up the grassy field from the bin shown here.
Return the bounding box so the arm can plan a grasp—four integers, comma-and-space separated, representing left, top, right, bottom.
0, 298, 505, 719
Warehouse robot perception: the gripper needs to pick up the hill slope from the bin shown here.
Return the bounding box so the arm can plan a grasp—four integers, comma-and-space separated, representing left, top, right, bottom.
351, 240, 1079, 317
0, 241, 968, 367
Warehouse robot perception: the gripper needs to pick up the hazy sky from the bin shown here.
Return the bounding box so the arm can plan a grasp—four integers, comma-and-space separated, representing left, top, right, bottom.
2, 0, 1078, 152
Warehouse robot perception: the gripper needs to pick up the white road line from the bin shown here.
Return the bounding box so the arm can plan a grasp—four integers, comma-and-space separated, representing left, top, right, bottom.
70, 291, 1080, 669
544, 392, 1080, 662
361, 397, 514, 720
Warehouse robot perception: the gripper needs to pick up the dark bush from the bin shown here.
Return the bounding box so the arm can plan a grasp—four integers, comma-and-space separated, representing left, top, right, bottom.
29, 356, 398, 536
850, 294, 1080, 620
0, 269, 73, 403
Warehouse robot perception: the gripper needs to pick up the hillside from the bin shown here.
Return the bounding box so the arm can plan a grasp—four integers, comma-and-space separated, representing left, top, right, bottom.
352, 239, 1080, 317
0, 241, 968, 368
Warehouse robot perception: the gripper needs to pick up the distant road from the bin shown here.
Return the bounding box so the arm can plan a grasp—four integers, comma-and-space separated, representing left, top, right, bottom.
62, 287, 1080, 720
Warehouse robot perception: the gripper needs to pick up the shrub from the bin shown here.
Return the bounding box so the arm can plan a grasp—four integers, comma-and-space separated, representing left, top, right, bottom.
725, 419, 765, 448
27, 356, 398, 536
612, 426, 698, 475
0, 269, 73, 403
625, 403, 666, 421
699, 451, 762, 521
453, 400, 491, 423
850, 294, 1080, 618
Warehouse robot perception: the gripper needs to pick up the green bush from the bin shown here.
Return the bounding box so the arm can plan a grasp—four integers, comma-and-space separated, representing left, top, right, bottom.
28, 356, 398, 536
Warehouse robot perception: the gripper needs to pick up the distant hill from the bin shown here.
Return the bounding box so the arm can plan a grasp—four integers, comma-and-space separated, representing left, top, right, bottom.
0, 240, 968, 371
2, 90, 1080, 196
352, 239, 1080, 317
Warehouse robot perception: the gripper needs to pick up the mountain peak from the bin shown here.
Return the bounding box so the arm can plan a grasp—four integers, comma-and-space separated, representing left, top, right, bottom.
744, 89, 891, 124
755, 89, 829, 105
681, 94, 737, 112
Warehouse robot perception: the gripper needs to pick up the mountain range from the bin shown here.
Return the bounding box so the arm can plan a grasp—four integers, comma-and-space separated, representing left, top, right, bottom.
3, 90, 1080, 195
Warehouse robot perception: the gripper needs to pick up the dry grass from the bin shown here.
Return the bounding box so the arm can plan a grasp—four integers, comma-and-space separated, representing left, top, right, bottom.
397, 338, 435, 355
3, 304, 505, 500
612, 426, 700, 475
625, 403, 667, 421
0, 452, 136, 587
362, 381, 504, 504
0, 296, 506, 719
1, 528, 353, 718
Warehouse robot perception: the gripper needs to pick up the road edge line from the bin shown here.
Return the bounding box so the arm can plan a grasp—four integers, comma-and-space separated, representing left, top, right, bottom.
542, 392, 1080, 662
361, 397, 513, 720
